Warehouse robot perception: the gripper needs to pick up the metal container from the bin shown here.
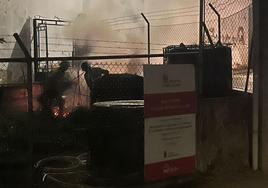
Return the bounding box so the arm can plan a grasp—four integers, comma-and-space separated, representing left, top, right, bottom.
34, 156, 82, 187
35, 156, 82, 174
164, 45, 232, 97
0, 83, 42, 112
39, 171, 91, 188
88, 100, 144, 183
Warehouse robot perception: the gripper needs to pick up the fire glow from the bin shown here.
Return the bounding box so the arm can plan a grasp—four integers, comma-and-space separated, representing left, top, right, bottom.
52, 106, 70, 119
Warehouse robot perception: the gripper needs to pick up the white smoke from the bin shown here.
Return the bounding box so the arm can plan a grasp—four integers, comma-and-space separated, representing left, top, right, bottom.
64, 0, 146, 55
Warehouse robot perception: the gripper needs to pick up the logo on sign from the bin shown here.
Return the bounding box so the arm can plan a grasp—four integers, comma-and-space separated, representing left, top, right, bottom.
163, 164, 179, 174
162, 73, 181, 87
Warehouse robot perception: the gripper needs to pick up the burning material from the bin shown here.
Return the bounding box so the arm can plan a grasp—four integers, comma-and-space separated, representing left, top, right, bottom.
38, 61, 73, 118
51, 106, 70, 119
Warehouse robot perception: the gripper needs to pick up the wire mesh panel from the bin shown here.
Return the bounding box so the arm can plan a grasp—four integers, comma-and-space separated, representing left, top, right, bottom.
0, 34, 27, 84
91, 61, 143, 75
0, 0, 253, 99
88, 59, 161, 104
33, 57, 163, 112
205, 0, 252, 92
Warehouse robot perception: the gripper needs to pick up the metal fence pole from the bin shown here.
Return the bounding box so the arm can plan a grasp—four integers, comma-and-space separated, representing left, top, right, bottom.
45, 25, 49, 78
0, 52, 199, 63
209, 3, 222, 46
141, 13, 150, 64
33, 19, 39, 81
252, 0, 260, 171
13, 33, 33, 114
199, 0, 205, 95
13, 32, 33, 188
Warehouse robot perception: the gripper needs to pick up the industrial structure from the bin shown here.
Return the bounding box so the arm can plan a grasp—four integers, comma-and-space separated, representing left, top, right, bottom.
0, 0, 260, 187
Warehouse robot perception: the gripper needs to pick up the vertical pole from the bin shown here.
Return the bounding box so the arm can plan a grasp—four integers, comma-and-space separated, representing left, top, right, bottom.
199, 0, 205, 95
72, 40, 75, 67
88, 64, 93, 107
245, 38, 252, 93
148, 21, 150, 64
148, 23, 150, 64
209, 3, 221, 45
246, 5, 253, 94
218, 11, 221, 44
141, 13, 150, 64
45, 25, 49, 78
77, 66, 81, 106
13, 33, 33, 187
13, 33, 33, 114
252, 0, 260, 171
72, 40, 76, 108
33, 19, 38, 81
199, 0, 204, 48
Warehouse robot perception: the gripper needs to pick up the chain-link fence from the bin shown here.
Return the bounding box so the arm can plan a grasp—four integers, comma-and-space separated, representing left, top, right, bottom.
205, 0, 253, 91
29, 58, 159, 112
0, 0, 253, 112
0, 34, 27, 85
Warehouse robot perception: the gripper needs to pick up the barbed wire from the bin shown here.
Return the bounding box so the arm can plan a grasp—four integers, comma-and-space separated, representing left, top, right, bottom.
39, 36, 167, 46
151, 22, 199, 28
39, 49, 130, 55
103, 5, 199, 22
42, 44, 161, 51
112, 26, 145, 31
0, 1, 252, 92
222, 4, 251, 20
106, 10, 199, 24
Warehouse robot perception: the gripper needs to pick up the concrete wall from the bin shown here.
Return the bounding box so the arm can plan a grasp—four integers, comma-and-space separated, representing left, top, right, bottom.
0, 0, 30, 36
197, 95, 252, 173
0, 0, 83, 82
0, 0, 83, 40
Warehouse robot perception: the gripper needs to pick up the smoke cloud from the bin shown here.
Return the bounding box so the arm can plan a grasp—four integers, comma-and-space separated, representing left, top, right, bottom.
64, 0, 146, 56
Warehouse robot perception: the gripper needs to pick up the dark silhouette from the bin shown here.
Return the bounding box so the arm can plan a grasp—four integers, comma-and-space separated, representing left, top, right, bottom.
81, 62, 143, 103
39, 61, 73, 117
81, 62, 109, 85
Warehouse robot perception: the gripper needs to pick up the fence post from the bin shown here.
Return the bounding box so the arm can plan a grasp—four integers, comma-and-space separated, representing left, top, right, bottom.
141, 13, 150, 64
13, 33, 33, 114
13, 32, 33, 187
45, 25, 49, 78
252, 0, 260, 171
209, 3, 222, 46
33, 19, 39, 81
199, 0, 205, 95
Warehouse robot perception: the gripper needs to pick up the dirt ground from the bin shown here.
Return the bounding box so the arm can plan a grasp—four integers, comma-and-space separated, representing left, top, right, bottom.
188, 169, 268, 188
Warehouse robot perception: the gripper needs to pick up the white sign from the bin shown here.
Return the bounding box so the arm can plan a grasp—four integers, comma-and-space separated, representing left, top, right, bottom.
144, 64, 196, 182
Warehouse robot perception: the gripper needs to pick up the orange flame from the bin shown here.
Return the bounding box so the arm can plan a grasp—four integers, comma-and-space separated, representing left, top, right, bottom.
52, 106, 70, 119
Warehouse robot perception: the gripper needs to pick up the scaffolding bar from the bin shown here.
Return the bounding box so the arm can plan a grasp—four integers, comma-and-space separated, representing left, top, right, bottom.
0, 52, 199, 63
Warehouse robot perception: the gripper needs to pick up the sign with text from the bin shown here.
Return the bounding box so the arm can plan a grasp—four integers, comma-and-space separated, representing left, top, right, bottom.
144, 64, 196, 182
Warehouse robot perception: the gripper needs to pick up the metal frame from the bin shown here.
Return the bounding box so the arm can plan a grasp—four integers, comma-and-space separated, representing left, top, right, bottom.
33, 18, 71, 80
199, 0, 205, 95
209, 3, 222, 46
0, 32, 199, 115
13, 33, 33, 114
252, 0, 260, 171
0, 52, 199, 63
141, 13, 150, 64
